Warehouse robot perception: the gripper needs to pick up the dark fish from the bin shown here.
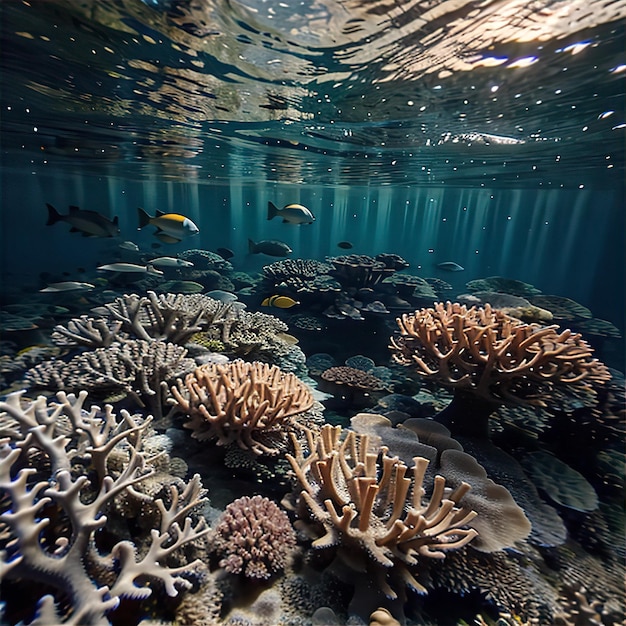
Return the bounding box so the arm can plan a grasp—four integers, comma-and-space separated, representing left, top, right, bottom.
216, 247, 234, 260
46, 203, 120, 238
248, 238, 292, 257
436, 261, 465, 272
337, 241, 353, 249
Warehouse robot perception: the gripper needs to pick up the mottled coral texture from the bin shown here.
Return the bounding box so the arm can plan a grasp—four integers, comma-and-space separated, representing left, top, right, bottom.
213, 495, 296, 579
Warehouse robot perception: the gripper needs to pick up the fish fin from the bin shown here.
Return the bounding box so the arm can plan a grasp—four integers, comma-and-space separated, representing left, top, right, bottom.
155, 233, 181, 244
248, 238, 257, 253
282, 219, 291, 223
156, 209, 166, 217
68, 205, 81, 213
69, 227, 80, 232
46, 203, 62, 226
267, 201, 279, 220
137, 207, 152, 229
261, 297, 270, 306
113, 216, 119, 226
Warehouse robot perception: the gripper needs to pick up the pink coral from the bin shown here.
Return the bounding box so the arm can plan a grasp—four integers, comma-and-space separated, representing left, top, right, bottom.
213, 495, 296, 579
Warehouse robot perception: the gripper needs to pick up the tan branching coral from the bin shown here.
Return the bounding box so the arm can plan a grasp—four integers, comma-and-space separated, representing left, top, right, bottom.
389, 302, 611, 437
286, 424, 478, 599
0, 390, 210, 625
171, 360, 315, 455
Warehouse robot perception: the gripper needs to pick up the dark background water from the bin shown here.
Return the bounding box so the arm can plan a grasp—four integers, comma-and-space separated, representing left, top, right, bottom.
1, 0, 625, 365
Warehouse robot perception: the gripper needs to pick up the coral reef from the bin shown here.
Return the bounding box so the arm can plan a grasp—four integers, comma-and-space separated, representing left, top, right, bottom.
213, 495, 296, 579
170, 359, 315, 455
389, 302, 611, 437
286, 424, 478, 604
0, 390, 210, 625
25, 339, 195, 417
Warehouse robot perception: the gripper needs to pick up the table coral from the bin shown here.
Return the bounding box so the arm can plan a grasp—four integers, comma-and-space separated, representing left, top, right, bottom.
0, 390, 210, 625
389, 301, 611, 437
170, 359, 315, 455
286, 424, 478, 602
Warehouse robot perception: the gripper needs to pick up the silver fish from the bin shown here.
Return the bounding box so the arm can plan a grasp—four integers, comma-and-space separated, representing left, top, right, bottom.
40, 281, 95, 293
119, 241, 140, 252
149, 256, 194, 267
97, 263, 163, 275
436, 261, 465, 272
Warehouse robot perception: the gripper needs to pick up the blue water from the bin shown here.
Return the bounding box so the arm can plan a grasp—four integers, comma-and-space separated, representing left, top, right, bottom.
1, 0, 625, 624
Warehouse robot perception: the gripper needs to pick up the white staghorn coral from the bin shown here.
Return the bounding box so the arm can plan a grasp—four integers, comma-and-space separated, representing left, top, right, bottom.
0, 390, 210, 625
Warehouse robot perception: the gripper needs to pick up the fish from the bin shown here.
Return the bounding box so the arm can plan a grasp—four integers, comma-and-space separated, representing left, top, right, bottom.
436, 261, 465, 272
216, 247, 234, 260
40, 281, 95, 293
119, 241, 140, 252
207, 290, 239, 303
46, 203, 120, 238
151, 242, 162, 249
149, 256, 194, 268
248, 238, 292, 257
337, 241, 353, 249
267, 201, 315, 225
261, 295, 299, 309
97, 263, 163, 275
138, 207, 199, 243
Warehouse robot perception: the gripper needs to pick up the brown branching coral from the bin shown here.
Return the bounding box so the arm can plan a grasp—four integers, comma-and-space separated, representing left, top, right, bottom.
0, 390, 210, 625
171, 360, 315, 455
213, 495, 297, 579
286, 424, 478, 601
389, 302, 611, 437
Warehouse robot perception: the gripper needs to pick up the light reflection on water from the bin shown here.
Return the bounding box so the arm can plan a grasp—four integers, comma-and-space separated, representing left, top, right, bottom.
0, 0, 624, 186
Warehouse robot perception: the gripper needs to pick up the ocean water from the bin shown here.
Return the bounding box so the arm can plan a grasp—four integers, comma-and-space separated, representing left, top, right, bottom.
0, 0, 625, 625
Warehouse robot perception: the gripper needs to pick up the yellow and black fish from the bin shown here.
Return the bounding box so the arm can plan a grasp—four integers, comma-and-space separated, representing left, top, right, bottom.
261, 295, 299, 309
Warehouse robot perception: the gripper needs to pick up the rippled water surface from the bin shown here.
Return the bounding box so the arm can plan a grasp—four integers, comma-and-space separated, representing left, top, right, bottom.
2, 0, 625, 186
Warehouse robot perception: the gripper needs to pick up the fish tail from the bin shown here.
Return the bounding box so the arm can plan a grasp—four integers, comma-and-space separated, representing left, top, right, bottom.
137, 207, 152, 229
248, 238, 257, 253
46, 203, 62, 226
267, 201, 279, 220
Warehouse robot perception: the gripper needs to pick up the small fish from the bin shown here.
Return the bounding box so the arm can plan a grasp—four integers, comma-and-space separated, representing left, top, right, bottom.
138, 207, 199, 243
436, 261, 465, 272
149, 256, 194, 268
46, 203, 120, 238
337, 241, 353, 249
248, 238, 292, 257
216, 247, 234, 260
40, 281, 95, 293
267, 201, 315, 225
119, 241, 140, 252
261, 295, 299, 309
207, 290, 239, 303
97, 263, 163, 275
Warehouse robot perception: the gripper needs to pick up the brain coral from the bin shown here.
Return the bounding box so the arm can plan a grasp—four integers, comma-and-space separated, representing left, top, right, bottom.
213, 495, 296, 579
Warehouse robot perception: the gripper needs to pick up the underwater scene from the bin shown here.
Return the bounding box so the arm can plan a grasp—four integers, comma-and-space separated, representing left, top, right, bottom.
0, 0, 625, 625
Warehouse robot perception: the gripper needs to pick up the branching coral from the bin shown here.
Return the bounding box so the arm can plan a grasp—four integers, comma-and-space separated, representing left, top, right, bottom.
25, 339, 195, 417
0, 390, 209, 625
213, 495, 296, 579
170, 360, 315, 455
389, 302, 611, 437
286, 424, 478, 600
102, 290, 235, 344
